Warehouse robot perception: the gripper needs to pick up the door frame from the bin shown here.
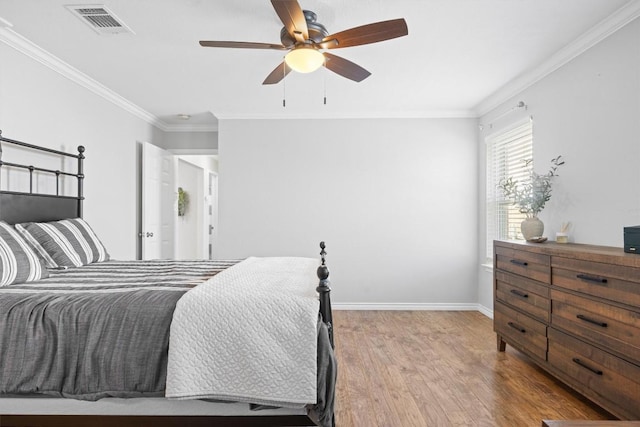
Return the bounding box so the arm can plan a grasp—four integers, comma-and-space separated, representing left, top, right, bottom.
171, 149, 218, 260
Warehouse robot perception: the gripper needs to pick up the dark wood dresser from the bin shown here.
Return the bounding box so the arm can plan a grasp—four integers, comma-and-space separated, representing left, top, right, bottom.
494, 240, 640, 420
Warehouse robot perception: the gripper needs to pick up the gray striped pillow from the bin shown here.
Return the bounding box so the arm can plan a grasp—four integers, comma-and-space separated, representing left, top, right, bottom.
0, 221, 48, 286
16, 218, 110, 268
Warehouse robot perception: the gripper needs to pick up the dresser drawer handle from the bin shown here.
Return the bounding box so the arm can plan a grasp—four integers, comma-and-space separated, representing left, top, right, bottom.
509, 289, 529, 299
572, 358, 603, 376
510, 259, 528, 267
507, 321, 526, 333
576, 274, 608, 285
576, 314, 608, 328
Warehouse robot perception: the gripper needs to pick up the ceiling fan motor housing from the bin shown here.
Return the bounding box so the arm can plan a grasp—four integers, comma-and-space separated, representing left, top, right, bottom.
280, 10, 328, 46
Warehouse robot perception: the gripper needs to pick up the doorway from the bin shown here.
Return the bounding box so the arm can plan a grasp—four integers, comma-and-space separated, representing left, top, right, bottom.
139, 143, 218, 260
174, 154, 218, 260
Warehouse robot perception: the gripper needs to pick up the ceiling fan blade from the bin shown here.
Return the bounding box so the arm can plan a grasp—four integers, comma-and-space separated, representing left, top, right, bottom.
323, 52, 371, 82
271, 0, 308, 42
322, 18, 408, 49
263, 62, 292, 85
199, 41, 287, 50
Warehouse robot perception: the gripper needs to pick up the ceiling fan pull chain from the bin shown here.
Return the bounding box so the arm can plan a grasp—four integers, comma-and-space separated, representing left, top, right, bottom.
323, 64, 327, 105
282, 66, 287, 107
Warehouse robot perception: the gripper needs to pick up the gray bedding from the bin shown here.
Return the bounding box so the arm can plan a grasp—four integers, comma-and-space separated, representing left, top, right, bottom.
0, 258, 335, 426
0, 260, 237, 400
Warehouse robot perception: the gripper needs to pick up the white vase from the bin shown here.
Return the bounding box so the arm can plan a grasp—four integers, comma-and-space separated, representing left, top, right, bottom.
521, 217, 544, 240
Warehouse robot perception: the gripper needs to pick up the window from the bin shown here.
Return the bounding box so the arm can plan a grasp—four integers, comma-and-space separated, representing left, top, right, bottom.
486, 118, 533, 259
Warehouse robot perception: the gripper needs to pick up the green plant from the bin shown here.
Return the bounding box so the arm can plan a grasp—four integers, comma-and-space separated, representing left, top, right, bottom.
177, 187, 189, 216
498, 156, 564, 218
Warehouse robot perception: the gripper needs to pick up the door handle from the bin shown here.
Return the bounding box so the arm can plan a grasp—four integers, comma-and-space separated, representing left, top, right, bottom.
146, 232, 154, 238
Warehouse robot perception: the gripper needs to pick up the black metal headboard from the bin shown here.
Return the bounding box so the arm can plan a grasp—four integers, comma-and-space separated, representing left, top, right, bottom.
0, 130, 85, 224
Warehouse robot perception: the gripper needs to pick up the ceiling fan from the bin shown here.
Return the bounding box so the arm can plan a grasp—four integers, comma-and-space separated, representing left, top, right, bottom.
199, 0, 408, 85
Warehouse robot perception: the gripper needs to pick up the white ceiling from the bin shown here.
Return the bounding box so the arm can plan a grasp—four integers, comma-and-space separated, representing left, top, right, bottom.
0, 0, 637, 130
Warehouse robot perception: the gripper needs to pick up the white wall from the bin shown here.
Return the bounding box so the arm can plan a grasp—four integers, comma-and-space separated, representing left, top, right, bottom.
477, 17, 640, 313
218, 118, 478, 305
8, 12, 635, 310
0, 42, 163, 259
176, 154, 218, 173
161, 131, 218, 152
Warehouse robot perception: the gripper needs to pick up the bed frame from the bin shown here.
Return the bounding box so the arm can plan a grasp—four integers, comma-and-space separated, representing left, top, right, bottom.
0, 131, 334, 427
0, 130, 85, 224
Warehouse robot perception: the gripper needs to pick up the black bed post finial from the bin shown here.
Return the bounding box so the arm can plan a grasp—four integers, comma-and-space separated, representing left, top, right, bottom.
77, 145, 85, 218
317, 241, 334, 348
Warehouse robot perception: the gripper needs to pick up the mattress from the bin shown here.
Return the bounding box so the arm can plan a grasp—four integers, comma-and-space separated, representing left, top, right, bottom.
0, 396, 306, 416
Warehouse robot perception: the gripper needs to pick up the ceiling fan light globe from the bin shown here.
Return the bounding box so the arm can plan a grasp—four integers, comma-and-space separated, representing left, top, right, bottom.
284, 48, 324, 73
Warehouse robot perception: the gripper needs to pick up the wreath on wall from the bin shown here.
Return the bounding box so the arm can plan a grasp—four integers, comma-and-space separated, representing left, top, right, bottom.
177, 187, 189, 216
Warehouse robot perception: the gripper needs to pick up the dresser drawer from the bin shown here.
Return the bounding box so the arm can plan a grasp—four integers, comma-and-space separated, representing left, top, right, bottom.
552, 258, 640, 308
551, 289, 640, 364
495, 301, 547, 361
495, 246, 550, 284
495, 270, 550, 322
548, 327, 640, 419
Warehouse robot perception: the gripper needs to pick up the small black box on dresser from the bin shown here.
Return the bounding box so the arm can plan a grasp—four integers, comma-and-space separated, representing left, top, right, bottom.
623, 225, 640, 254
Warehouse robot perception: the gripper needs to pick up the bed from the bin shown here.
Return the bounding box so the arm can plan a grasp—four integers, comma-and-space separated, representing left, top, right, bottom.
0, 131, 336, 427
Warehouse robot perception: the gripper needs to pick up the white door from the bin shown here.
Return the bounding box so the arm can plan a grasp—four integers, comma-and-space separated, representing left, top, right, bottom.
141, 142, 175, 260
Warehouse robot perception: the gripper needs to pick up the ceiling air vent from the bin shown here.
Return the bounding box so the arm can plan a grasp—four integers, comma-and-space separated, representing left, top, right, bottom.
65, 5, 134, 35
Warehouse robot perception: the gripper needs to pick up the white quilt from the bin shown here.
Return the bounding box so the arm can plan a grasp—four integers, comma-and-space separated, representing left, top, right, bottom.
165, 257, 320, 408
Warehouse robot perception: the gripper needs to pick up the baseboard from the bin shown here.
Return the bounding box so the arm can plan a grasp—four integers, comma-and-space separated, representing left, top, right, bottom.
476, 304, 494, 319
333, 303, 495, 317
333, 302, 482, 311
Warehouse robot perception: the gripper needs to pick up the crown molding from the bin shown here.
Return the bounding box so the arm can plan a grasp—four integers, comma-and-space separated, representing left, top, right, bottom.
474, 0, 640, 117
0, 19, 472, 126
0, 25, 171, 130
0, 16, 12, 29
0, 22, 471, 125
5, 1, 637, 128
0, 22, 217, 133
215, 109, 477, 120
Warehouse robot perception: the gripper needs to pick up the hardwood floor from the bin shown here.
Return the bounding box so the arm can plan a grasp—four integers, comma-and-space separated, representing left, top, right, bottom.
332, 311, 613, 427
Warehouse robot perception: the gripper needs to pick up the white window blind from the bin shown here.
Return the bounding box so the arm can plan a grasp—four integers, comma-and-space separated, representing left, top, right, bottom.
486, 119, 533, 259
